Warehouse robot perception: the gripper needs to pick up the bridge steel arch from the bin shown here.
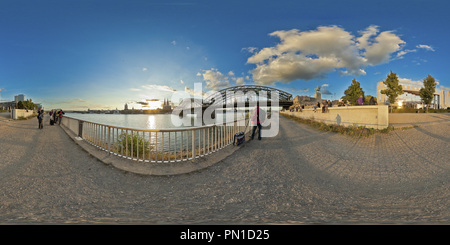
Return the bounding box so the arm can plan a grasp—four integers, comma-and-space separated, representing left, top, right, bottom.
203, 85, 293, 105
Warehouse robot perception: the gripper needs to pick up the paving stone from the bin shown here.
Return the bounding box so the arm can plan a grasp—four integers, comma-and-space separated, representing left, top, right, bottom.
0, 112, 449, 224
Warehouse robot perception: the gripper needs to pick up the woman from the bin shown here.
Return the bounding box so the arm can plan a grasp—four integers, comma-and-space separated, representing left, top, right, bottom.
49, 110, 54, 125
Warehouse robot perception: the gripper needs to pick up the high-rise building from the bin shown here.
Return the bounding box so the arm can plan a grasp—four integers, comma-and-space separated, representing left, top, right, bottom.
15, 94, 25, 103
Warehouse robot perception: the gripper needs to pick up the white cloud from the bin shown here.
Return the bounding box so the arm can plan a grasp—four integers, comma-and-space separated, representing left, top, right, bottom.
185, 86, 205, 98
416, 44, 435, 51
320, 84, 332, 95
141, 84, 177, 92
291, 88, 309, 93
396, 49, 417, 59
199, 68, 249, 89
180, 79, 184, 84
200, 68, 231, 90
247, 25, 406, 85
242, 47, 258, 53
362, 30, 405, 64
142, 67, 148, 71
398, 77, 439, 87
398, 78, 423, 87
171, 40, 176, 45
234, 77, 245, 85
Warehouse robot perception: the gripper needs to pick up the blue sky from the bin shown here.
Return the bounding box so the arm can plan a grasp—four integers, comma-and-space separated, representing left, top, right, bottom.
1, 0, 449, 110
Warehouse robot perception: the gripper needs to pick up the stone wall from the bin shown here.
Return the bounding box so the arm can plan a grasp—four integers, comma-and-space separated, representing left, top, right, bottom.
281, 105, 389, 130
11, 109, 36, 120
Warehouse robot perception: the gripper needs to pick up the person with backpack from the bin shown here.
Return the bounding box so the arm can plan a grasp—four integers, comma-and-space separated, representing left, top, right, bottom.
58, 109, 65, 125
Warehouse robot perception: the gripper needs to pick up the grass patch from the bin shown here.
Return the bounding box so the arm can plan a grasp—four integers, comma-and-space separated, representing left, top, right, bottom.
282, 114, 395, 137
391, 108, 450, 113
16, 113, 38, 120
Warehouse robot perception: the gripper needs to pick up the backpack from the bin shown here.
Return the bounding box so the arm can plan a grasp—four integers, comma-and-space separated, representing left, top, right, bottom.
233, 132, 245, 146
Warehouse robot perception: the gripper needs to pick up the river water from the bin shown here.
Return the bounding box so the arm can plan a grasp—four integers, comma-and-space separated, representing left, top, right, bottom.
65, 112, 247, 130
64, 112, 248, 154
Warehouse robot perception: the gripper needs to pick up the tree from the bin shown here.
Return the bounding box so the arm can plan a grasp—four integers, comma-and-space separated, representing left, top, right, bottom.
342, 79, 364, 105
380, 71, 403, 112
17, 101, 24, 109
365, 95, 377, 105
16, 99, 37, 110
419, 74, 436, 112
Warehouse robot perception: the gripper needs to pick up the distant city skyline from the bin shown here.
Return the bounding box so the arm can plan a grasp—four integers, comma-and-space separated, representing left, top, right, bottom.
1, 0, 449, 110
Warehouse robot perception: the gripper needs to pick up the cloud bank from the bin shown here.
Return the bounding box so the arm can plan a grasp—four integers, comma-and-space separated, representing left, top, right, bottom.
247, 25, 406, 85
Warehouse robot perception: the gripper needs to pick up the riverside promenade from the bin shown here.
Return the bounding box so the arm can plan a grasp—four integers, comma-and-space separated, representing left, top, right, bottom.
0, 111, 449, 224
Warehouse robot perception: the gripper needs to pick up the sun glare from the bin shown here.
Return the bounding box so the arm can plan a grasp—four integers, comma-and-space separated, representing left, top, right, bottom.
147, 100, 163, 110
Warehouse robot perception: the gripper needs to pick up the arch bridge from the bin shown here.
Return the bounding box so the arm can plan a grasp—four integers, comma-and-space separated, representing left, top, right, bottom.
204, 85, 292, 106
174, 85, 293, 116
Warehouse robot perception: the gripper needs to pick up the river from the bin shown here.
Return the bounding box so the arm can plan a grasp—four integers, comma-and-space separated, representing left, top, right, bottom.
64, 111, 247, 130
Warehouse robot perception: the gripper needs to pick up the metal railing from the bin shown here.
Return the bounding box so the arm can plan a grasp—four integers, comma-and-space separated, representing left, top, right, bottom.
61, 115, 250, 163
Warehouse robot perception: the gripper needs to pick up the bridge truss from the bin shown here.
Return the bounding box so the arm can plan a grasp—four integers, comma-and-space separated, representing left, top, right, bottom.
175, 85, 293, 112
203, 85, 293, 105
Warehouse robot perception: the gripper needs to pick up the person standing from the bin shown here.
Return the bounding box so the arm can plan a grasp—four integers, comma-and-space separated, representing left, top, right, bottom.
357, 96, 364, 105
58, 109, 65, 125
49, 110, 54, 125
37, 108, 44, 129
54, 110, 58, 124
251, 105, 265, 140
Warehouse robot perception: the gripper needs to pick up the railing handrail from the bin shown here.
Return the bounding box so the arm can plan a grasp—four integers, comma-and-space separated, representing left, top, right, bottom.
63, 115, 248, 132
61, 114, 252, 163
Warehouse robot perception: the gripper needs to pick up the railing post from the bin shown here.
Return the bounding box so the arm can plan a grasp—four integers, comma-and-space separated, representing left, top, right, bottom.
78, 120, 84, 138
192, 130, 195, 159
108, 127, 111, 155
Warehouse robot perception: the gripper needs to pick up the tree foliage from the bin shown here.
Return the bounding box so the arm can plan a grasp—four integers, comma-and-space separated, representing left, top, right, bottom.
419, 74, 436, 111
380, 71, 403, 105
342, 79, 365, 105
17, 99, 37, 110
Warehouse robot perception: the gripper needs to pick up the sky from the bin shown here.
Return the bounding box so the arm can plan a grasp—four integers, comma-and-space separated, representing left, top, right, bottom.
1, 0, 449, 110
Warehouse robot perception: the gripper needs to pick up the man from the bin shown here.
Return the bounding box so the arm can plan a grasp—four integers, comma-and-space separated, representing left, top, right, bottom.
58, 109, 65, 125
251, 105, 265, 140
37, 108, 44, 129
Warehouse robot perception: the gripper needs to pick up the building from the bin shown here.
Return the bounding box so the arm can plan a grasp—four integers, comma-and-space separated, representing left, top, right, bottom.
124, 103, 128, 110
15, 94, 25, 103
0, 101, 16, 110
290, 94, 322, 110
1, 94, 26, 110
377, 81, 450, 109
314, 92, 321, 101
163, 98, 172, 111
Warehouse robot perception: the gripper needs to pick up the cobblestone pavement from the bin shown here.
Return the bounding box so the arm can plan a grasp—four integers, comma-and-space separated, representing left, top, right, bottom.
0, 112, 449, 224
